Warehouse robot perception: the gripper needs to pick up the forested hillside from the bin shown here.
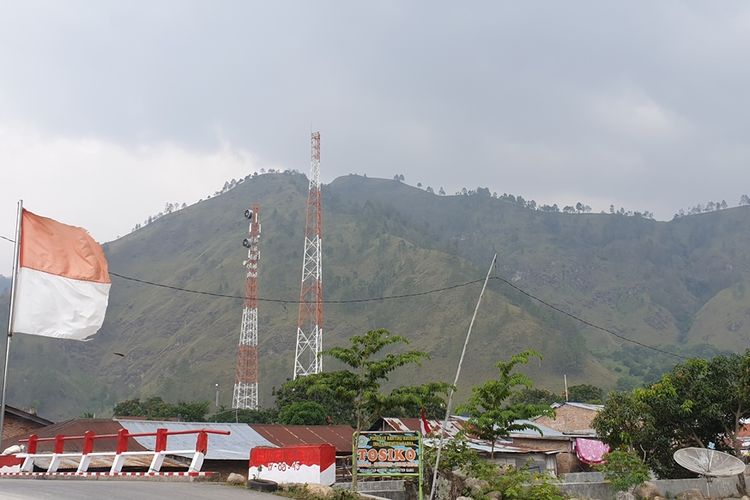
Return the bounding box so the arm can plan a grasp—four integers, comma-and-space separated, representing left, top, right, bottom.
2, 172, 749, 419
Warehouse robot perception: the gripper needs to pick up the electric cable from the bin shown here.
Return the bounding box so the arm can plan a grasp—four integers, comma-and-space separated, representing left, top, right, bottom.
488, 276, 689, 360
0, 233, 698, 359
109, 271, 485, 304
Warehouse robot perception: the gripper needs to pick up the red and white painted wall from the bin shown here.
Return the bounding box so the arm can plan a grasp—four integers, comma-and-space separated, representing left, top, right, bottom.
249, 444, 335, 486
0, 454, 23, 473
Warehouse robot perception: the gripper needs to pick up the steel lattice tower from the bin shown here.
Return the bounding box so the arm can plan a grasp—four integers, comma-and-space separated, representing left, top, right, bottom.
232, 204, 261, 409
294, 132, 323, 379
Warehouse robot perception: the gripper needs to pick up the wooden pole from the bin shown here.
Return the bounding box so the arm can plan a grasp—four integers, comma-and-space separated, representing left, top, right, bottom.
428, 254, 496, 500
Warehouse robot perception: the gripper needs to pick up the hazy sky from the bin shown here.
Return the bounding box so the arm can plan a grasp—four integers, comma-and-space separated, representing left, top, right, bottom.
2, 1, 750, 274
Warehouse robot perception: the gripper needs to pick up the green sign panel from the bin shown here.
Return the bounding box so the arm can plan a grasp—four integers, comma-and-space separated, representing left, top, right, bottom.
355, 431, 421, 476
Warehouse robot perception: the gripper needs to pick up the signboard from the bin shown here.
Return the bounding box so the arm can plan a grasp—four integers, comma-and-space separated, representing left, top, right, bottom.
355, 431, 421, 476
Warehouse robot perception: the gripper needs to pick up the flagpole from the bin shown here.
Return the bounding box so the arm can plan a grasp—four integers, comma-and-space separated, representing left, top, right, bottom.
0, 200, 23, 442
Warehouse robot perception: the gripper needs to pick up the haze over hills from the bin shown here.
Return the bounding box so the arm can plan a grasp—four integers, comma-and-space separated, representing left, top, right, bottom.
2, 172, 750, 419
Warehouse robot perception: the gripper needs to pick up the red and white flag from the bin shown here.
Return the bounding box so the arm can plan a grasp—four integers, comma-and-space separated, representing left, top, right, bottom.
12, 210, 110, 340
419, 408, 432, 436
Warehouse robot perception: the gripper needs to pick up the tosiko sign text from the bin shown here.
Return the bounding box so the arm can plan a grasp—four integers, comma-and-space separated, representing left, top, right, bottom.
355, 431, 421, 476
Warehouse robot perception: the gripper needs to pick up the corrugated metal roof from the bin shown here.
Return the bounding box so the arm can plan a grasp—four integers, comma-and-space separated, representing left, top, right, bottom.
1, 419, 182, 470
4, 404, 54, 427
250, 424, 354, 454
1, 419, 147, 453
117, 420, 275, 460
381, 417, 466, 439
549, 402, 604, 412
509, 419, 567, 438
379, 416, 559, 455
510, 420, 597, 439
434, 439, 558, 455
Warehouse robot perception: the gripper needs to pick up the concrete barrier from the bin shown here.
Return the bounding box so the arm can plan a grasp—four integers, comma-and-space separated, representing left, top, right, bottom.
249, 444, 336, 486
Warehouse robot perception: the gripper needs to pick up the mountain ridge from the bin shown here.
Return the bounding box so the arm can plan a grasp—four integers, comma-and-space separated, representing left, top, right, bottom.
2, 172, 749, 419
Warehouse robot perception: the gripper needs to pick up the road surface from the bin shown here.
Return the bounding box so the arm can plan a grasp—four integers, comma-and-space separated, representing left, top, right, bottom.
0, 479, 279, 499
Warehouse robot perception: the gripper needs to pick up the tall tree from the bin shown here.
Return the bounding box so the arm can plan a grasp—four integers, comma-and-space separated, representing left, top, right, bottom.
510, 387, 559, 406
278, 401, 328, 425
594, 351, 750, 482
383, 382, 452, 419
273, 371, 358, 424
568, 384, 604, 404
458, 351, 555, 458
324, 328, 429, 487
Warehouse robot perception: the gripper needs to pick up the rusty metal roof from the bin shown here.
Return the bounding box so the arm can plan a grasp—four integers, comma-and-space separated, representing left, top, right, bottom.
250, 424, 354, 453
380, 417, 466, 438
377, 416, 559, 455
4, 404, 54, 427
1, 419, 146, 453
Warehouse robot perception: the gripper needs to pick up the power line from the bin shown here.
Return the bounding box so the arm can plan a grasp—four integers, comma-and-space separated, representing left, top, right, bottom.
111, 271, 687, 358
109, 271, 486, 304
0, 232, 692, 359
488, 276, 689, 360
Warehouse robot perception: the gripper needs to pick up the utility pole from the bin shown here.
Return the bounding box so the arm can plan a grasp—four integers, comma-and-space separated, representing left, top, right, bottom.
294, 132, 324, 379
232, 204, 261, 409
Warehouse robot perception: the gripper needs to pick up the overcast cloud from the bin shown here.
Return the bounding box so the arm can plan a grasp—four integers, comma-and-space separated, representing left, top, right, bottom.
2, 1, 750, 273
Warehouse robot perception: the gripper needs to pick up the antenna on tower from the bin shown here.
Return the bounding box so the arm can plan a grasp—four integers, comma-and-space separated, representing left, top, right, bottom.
232, 204, 261, 409
294, 132, 323, 379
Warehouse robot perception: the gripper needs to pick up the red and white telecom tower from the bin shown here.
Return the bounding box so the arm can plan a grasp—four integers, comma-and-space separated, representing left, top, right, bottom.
232, 204, 261, 409
294, 132, 323, 379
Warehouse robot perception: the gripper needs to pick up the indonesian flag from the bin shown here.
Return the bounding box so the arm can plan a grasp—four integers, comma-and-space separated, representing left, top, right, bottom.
12, 210, 110, 340
420, 408, 432, 436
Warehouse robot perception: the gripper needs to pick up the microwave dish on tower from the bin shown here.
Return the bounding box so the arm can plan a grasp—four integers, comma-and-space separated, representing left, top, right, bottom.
232, 204, 261, 409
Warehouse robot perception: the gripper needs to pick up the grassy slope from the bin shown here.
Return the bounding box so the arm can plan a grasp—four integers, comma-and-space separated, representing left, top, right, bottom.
2, 173, 750, 419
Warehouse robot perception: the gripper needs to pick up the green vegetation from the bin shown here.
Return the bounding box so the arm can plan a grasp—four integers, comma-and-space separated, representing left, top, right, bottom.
567, 384, 604, 404
210, 407, 277, 424
425, 437, 566, 500
4, 172, 750, 419
458, 351, 554, 458
594, 350, 750, 480
323, 328, 429, 487
510, 387, 560, 406
113, 397, 210, 421
272, 371, 358, 425
277, 401, 328, 425
594, 449, 650, 493
491, 467, 566, 500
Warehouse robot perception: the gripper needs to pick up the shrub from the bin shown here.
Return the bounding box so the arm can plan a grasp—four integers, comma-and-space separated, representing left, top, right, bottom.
595, 449, 650, 492
491, 466, 566, 500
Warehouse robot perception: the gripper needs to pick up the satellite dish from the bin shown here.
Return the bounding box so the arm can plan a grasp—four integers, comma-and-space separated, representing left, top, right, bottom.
674, 447, 746, 478
674, 447, 746, 498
